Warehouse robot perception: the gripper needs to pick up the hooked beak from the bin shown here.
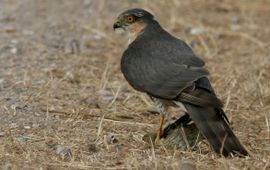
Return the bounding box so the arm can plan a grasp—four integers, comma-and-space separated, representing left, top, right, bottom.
113, 21, 122, 30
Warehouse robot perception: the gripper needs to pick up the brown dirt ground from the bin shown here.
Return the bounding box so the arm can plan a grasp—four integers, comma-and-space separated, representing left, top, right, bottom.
0, 0, 269, 169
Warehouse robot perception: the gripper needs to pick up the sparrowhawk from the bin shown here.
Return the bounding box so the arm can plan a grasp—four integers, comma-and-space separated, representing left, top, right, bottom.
113, 8, 248, 157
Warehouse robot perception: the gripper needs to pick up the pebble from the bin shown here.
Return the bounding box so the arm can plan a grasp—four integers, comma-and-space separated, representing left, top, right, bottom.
0, 131, 5, 137
15, 135, 32, 142
24, 125, 31, 130
10, 47, 18, 54
230, 16, 241, 31
9, 123, 18, 129
231, 16, 240, 25
189, 27, 205, 35
22, 30, 34, 35
48, 144, 73, 161
106, 133, 118, 144
98, 88, 114, 101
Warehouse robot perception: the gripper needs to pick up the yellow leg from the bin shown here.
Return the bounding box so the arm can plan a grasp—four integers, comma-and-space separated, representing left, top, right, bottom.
157, 114, 165, 139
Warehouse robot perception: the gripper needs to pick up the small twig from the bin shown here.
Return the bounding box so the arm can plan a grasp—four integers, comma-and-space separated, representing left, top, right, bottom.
208, 34, 219, 58
138, 94, 152, 107
220, 134, 228, 157
192, 133, 202, 150
198, 35, 211, 57
224, 93, 231, 112
265, 114, 270, 133
149, 137, 157, 168
97, 114, 105, 138
180, 125, 190, 151
123, 93, 134, 104
108, 85, 121, 107
263, 159, 269, 170
100, 61, 110, 89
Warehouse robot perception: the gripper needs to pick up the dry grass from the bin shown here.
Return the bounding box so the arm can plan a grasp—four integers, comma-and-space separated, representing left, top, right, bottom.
0, 0, 269, 169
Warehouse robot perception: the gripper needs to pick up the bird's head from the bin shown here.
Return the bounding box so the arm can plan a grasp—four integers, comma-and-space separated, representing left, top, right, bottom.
113, 8, 154, 38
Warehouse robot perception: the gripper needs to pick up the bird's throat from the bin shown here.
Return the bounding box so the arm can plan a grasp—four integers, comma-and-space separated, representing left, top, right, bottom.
126, 20, 147, 43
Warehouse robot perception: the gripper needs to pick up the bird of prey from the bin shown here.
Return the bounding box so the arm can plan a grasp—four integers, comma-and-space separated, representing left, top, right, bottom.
113, 8, 248, 157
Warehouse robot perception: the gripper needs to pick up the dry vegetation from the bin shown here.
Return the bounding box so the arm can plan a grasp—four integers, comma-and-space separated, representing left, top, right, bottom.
0, 0, 269, 169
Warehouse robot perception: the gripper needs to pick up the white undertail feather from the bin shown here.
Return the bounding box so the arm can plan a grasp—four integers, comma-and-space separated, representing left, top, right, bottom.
174, 101, 188, 112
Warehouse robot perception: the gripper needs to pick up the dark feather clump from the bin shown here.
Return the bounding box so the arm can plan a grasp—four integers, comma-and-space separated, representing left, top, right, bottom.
178, 88, 224, 108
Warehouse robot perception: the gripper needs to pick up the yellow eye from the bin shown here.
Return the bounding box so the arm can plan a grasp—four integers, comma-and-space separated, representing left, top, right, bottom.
126, 15, 134, 23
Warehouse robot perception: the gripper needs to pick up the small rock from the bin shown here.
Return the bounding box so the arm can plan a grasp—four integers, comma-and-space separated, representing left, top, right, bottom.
65, 71, 80, 84
98, 88, 112, 95
32, 123, 39, 128
80, 98, 100, 108
15, 135, 32, 142
230, 16, 241, 31
98, 88, 114, 101
189, 27, 205, 35
10, 47, 18, 54
22, 29, 34, 35
9, 123, 18, 129
48, 144, 73, 161
23, 125, 31, 130
55, 145, 71, 156
106, 133, 118, 144
102, 95, 114, 101
231, 16, 241, 25
0, 130, 5, 137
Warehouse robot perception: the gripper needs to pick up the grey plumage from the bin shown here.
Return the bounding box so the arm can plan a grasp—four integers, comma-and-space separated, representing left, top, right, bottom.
115, 8, 248, 157
121, 20, 208, 99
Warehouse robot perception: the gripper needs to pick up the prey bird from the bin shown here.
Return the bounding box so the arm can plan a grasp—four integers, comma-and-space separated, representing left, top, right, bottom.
113, 8, 248, 157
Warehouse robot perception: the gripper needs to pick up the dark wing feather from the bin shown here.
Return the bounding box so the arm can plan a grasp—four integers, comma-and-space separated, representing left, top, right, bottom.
178, 89, 224, 108
178, 77, 229, 123
175, 77, 248, 156
183, 104, 248, 157
121, 31, 208, 99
